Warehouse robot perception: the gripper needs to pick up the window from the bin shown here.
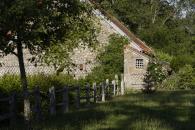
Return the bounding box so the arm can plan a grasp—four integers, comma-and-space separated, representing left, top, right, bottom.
79, 64, 84, 71
136, 59, 144, 69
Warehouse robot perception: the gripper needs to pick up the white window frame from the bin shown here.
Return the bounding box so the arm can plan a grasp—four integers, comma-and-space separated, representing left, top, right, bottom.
136, 59, 144, 69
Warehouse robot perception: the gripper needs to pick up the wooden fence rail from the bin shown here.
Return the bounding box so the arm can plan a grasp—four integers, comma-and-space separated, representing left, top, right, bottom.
0, 74, 125, 127
0, 92, 16, 126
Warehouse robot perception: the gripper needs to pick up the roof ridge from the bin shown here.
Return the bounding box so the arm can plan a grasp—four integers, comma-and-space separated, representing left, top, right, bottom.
89, 0, 153, 54
125, 45, 150, 58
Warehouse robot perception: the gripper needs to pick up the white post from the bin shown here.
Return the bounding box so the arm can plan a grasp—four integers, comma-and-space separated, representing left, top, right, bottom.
112, 80, 116, 96
106, 79, 109, 97
121, 74, 125, 95
115, 74, 119, 95
101, 83, 105, 102
106, 79, 109, 87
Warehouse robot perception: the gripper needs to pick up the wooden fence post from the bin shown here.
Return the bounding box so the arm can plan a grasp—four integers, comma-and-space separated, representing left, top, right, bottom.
106, 79, 109, 98
49, 87, 56, 116
115, 74, 119, 95
121, 74, 125, 95
112, 80, 116, 96
99, 83, 102, 101
86, 84, 90, 105
101, 82, 105, 102
93, 83, 97, 103
9, 92, 16, 127
34, 86, 41, 121
76, 86, 80, 109
62, 87, 69, 113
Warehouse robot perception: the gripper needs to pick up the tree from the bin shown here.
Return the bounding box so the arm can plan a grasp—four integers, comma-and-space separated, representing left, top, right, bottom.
86, 34, 128, 83
96, 0, 195, 71
0, 0, 96, 127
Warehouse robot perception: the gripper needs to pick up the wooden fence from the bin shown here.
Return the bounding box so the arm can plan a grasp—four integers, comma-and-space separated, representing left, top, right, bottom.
0, 92, 16, 126
0, 74, 125, 127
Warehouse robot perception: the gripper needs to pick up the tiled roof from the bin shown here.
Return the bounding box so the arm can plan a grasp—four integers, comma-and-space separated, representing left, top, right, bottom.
89, 0, 153, 54
124, 44, 150, 58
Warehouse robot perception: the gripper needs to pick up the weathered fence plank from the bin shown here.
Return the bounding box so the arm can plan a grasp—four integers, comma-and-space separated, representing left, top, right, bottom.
86, 84, 90, 105
0, 96, 10, 122
115, 74, 119, 95
76, 86, 80, 109
0, 114, 10, 121
9, 92, 16, 127
98, 83, 102, 100
62, 87, 69, 113
93, 83, 97, 103
0, 97, 10, 102
112, 80, 116, 96
101, 83, 105, 102
49, 87, 56, 115
34, 86, 41, 121
106, 79, 109, 98
121, 74, 125, 95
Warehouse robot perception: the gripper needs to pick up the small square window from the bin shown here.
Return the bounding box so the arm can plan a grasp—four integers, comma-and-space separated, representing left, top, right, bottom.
79, 64, 84, 71
136, 59, 144, 69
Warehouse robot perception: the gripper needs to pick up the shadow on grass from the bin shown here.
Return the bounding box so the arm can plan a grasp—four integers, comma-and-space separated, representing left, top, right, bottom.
98, 90, 195, 130
2, 90, 195, 130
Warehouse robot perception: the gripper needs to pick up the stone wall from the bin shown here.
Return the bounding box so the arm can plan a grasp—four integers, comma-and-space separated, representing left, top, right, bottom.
0, 12, 117, 77
70, 14, 117, 78
0, 50, 56, 76
124, 45, 149, 89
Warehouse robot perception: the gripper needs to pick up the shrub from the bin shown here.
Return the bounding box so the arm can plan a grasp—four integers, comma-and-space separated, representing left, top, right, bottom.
171, 55, 194, 72
155, 50, 173, 63
0, 74, 21, 93
143, 60, 167, 93
0, 73, 78, 94
177, 65, 195, 89
158, 74, 180, 90
158, 65, 195, 90
85, 34, 128, 83
28, 73, 78, 91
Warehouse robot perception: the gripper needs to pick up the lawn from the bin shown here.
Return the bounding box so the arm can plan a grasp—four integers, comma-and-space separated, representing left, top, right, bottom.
3, 90, 195, 130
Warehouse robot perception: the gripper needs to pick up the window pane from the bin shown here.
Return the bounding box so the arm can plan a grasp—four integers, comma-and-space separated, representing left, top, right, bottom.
136, 59, 144, 68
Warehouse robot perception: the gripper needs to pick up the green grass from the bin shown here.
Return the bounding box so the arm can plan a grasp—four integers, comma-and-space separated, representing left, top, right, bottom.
3, 90, 195, 130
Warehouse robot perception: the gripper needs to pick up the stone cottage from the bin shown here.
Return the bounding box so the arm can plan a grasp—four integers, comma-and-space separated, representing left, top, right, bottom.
0, 1, 152, 89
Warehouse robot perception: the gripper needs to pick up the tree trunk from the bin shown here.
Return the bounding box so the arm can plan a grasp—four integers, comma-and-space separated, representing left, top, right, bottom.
150, 0, 158, 24
16, 42, 31, 129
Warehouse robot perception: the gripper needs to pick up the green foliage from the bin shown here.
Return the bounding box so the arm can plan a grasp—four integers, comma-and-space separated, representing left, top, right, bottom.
177, 65, 195, 89
159, 65, 195, 90
155, 50, 173, 63
171, 55, 195, 72
85, 34, 128, 83
0, 75, 21, 93
158, 74, 180, 90
143, 60, 167, 93
27, 74, 77, 91
0, 0, 96, 55
0, 74, 78, 93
